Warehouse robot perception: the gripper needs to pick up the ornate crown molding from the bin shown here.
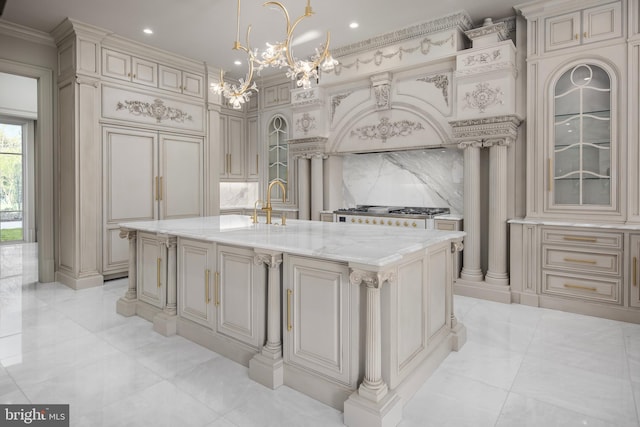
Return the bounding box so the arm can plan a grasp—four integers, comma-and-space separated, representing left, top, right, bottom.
450, 115, 523, 146
116, 98, 193, 123
0, 19, 56, 47
464, 21, 510, 42
455, 61, 518, 77
351, 117, 424, 143
416, 74, 449, 106
331, 12, 472, 58
288, 136, 328, 159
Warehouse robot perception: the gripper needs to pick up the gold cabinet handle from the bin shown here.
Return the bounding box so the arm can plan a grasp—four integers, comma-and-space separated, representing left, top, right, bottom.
548, 158, 552, 192
127, 72, 131, 77
287, 289, 293, 331
155, 177, 159, 201
563, 236, 598, 243
574, 33, 578, 40
634, 257, 637, 287
215, 271, 220, 306
205, 269, 210, 303
583, 32, 588, 38
564, 283, 597, 292
157, 257, 161, 288
159, 177, 163, 201
563, 257, 597, 265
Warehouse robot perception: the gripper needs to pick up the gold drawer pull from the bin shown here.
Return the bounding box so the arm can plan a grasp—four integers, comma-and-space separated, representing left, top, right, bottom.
563, 257, 597, 265
634, 257, 637, 287
155, 176, 159, 201
564, 283, 597, 292
287, 289, 293, 331
159, 177, 163, 201
215, 271, 220, 306
563, 236, 597, 243
156, 257, 161, 288
205, 269, 210, 303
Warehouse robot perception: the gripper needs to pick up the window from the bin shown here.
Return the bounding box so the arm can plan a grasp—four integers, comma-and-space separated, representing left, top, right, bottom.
0, 123, 24, 242
267, 115, 288, 202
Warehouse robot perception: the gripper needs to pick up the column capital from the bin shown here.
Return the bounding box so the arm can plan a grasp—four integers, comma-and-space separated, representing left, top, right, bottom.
254, 252, 283, 269
119, 228, 137, 240
449, 114, 522, 146
288, 136, 328, 159
349, 269, 395, 288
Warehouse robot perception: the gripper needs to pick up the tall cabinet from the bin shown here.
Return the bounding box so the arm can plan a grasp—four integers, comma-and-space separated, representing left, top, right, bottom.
511, 0, 640, 323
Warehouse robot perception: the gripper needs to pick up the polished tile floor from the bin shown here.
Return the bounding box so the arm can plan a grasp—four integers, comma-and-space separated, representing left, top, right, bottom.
1, 243, 639, 427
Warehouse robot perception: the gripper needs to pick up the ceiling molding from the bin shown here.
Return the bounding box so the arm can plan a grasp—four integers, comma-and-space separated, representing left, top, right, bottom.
0, 18, 55, 47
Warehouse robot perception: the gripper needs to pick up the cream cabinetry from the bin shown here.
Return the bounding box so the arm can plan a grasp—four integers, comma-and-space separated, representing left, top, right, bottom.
283, 254, 358, 388
544, 1, 622, 52
137, 232, 167, 309
101, 48, 158, 87
158, 65, 204, 98
246, 115, 260, 180
177, 239, 266, 350
262, 81, 291, 109
103, 126, 203, 275
219, 113, 245, 180
629, 235, 640, 308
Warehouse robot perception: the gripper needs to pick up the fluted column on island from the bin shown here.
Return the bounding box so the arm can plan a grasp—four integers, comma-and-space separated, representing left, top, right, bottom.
116, 229, 137, 317
459, 141, 484, 282
163, 236, 178, 316
311, 154, 325, 221
485, 138, 511, 286
297, 157, 310, 220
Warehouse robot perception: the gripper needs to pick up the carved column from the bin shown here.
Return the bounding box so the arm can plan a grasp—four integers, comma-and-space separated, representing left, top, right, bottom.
249, 251, 285, 389
311, 153, 325, 221
458, 141, 484, 282
297, 156, 310, 220
163, 236, 178, 316
116, 229, 137, 317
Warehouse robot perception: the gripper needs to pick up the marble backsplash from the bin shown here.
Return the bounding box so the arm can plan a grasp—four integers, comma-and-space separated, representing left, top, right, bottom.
342, 148, 463, 214
220, 182, 259, 209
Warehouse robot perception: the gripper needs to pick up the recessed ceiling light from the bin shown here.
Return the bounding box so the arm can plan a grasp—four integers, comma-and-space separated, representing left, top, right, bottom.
234, 60, 242, 66
349, 22, 359, 29
143, 28, 153, 35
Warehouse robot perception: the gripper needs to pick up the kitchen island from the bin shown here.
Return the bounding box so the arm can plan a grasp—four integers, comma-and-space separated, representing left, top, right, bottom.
116, 215, 465, 427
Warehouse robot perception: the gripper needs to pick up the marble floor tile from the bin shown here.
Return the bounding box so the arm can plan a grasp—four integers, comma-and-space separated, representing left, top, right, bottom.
495, 392, 617, 427
97, 316, 168, 354
512, 354, 639, 426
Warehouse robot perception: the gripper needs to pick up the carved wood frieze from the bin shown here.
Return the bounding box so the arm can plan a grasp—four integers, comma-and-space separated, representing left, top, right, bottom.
330, 92, 352, 123
116, 98, 193, 123
463, 83, 504, 113
295, 113, 317, 135
417, 74, 449, 106
373, 83, 391, 110
463, 50, 502, 66
350, 117, 424, 143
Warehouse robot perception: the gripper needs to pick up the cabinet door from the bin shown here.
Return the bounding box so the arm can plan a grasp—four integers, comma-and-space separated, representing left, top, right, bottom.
246, 116, 260, 180
102, 49, 131, 81
227, 115, 245, 179
182, 71, 204, 98
216, 245, 265, 348
158, 65, 182, 93
132, 57, 158, 87
220, 115, 229, 178
159, 134, 203, 219
284, 255, 353, 386
178, 238, 215, 327
545, 12, 581, 51
583, 2, 622, 44
138, 233, 165, 308
103, 127, 158, 273
630, 235, 640, 308
263, 82, 291, 108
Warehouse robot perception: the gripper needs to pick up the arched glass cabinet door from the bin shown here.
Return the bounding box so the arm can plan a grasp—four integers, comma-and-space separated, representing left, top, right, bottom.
552, 63, 611, 206
267, 115, 288, 202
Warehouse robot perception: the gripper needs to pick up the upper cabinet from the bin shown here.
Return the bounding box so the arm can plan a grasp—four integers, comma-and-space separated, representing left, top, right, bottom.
101, 47, 205, 99
261, 81, 291, 109
158, 65, 205, 98
545, 2, 622, 52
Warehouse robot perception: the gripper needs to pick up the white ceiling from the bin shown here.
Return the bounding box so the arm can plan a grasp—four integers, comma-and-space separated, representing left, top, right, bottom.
1, 0, 523, 78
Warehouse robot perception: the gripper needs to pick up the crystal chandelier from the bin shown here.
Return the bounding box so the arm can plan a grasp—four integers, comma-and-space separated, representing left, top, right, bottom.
212, 0, 338, 109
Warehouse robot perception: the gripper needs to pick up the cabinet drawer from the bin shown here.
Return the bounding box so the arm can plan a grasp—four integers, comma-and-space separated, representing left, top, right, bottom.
542, 271, 621, 304
541, 228, 622, 249
542, 245, 621, 275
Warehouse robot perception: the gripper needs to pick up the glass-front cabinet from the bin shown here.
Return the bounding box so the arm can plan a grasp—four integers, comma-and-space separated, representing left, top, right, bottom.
551, 63, 613, 208
267, 115, 288, 202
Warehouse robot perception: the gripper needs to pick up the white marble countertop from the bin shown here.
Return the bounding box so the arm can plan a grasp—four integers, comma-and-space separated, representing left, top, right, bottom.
508, 218, 640, 230
120, 215, 465, 268
434, 214, 463, 221
220, 206, 300, 212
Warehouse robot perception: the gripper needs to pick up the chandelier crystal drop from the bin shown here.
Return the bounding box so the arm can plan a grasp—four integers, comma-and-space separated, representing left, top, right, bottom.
212, 0, 338, 109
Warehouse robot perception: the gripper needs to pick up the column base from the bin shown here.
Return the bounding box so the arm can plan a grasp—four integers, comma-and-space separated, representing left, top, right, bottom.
116, 297, 137, 317
485, 272, 509, 286
55, 270, 103, 290
153, 312, 177, 336
454, 278, 511, 304
343, 389, 403, 427
459, 269, 483, 282
248, 352, 284, 389
451, 322, 467, 351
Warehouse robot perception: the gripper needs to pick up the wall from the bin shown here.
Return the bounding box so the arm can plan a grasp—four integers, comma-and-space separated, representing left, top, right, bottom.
341, 147, 463, 213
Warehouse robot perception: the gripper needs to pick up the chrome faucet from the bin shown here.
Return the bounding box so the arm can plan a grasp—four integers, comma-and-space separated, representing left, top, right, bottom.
263, 180, 286, 225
